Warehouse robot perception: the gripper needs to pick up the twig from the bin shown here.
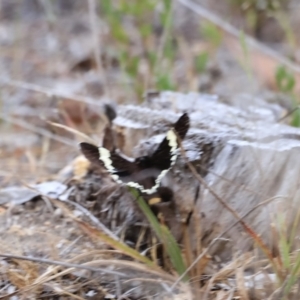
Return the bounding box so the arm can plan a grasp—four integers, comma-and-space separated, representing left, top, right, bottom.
277, 105, 300, 122
46, 120, 96, 144
176, 0, 300, 74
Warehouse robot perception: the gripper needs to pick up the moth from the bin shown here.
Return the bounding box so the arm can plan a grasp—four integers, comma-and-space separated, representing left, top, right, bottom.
80, 113, 190, 194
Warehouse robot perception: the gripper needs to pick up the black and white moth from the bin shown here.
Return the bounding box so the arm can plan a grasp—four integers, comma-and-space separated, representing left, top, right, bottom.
80, 113, 189, 194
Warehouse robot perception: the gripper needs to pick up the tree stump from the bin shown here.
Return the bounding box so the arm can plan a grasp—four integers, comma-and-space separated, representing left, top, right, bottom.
112, 91, 299, 261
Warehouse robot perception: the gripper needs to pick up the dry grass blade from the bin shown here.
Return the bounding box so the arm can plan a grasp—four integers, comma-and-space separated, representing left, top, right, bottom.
76, 218, 163, 271
0, 79, 103, 107
46, 120, 96, 143
30, 250, 126, 283
0, 113, 76, 147
182, 220, 210, 286
24, 185, 120, 241
236, 264, 250, 300
0, 254, 129, 298
0, 253, 178, 298
60, 197, 119, 239
0, 253, 126, 276
203, 253, 253, 300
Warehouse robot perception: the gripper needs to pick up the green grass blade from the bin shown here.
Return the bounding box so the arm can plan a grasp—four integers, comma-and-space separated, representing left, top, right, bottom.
129, 187, 188, 281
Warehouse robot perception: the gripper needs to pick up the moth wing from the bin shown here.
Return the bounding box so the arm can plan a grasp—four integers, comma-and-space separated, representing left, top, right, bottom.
80, 142, 103, 168
173, 112, 190, 140
150, 133, 174, 171
151, 113, 190, 170
80, 142, 136, 175
105, 150, 137, 175
102, 125, 115, 151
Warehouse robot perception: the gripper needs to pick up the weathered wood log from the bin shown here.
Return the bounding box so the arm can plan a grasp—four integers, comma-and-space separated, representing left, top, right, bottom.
112, 91, 300, 261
